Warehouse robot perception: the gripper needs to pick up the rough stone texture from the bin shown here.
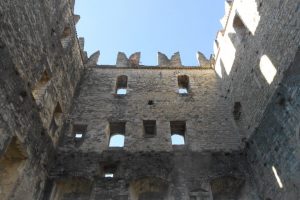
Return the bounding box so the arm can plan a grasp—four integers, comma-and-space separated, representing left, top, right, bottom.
48, 150, 254, 200
86, 51, 100, 68
158, 52, 182, 67
66, 67, 240, 152
0, 0, 299, 199
197, 51, 210, 67
214, 0, 300, 199
0, 0, 84, 199
117, 52, 141, 68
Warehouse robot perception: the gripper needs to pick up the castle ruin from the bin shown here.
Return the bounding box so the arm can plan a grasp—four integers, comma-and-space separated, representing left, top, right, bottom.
0, 0, 299, 199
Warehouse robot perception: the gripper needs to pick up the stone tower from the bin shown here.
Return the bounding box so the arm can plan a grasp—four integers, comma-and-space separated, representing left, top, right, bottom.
0, 0, 299, 200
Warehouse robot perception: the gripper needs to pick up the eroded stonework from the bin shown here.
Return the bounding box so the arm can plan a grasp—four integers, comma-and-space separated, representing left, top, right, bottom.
0, 0, 299, 200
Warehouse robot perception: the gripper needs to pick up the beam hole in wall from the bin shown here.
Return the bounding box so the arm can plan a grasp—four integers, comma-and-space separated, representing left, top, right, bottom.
116, 75, 128, 95
109, 122, 126, 147
60, 27, 72, 49
143, 120, 156, 137
233, 102, 242, 120
148, 100, 154, 105
178, 75, 189, 95
32, 70, 50, 103
170, 121, 186, 145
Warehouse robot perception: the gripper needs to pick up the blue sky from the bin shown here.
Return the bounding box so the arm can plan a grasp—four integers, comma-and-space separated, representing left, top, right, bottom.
75, 0, 225, 66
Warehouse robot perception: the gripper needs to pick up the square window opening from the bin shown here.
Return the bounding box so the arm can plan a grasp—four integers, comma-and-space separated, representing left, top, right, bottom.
143, 120, 157, 137
73, 124, 87, 140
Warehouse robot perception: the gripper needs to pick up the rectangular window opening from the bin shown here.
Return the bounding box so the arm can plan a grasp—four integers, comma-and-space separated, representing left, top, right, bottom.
143, 120, 157, 137
178, 75, 189, 95
170, 121, 186, 145
104, 173, 114, 178
73, 124, 87, 140
109, 122, 126, 147
116, 75, 128, 95
102, 163, 117, 178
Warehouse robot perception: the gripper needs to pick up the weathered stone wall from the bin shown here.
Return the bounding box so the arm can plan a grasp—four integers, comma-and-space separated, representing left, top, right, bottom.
1, 0, 299, 199
215, 0, 300, 199
245, 48, 300, 200
45, 66, 255, 199
65, 67, 241, 152
0, 0, 84, 199
214, 0, 300, 139
49, 150, 255, 200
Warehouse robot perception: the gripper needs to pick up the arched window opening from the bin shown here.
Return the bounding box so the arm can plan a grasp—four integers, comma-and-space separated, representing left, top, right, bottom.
171, 134, 185, 145
61, 27, 72, 49
32, 70, 50, 102
109, 134, 125, 147
116, 75, 128, 95
130, 177, 168, 200
109, 122, 126, 148
170, 121, 186, 145
178, 75, 189, 95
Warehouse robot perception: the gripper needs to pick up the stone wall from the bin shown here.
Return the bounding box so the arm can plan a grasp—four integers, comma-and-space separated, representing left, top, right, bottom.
0, 0, 84, 199
214, 0, 300, 199
44, 66, 256, 199
65, 67, 241, 152
214, 0, 300, 139
0, 0, 299, 199
49, 150, 254, 200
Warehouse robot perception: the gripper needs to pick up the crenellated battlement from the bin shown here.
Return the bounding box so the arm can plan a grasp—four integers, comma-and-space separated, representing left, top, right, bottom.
78, 50, 213, 68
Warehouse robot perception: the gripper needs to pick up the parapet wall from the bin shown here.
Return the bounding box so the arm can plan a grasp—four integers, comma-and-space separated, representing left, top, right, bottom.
105, 51, 213, 68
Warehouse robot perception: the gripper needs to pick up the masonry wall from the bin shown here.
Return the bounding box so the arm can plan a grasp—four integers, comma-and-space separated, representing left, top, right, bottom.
214, 0, 300, 139
215, 0, 300, 199
43, 66, 259, 200
245, 48, 300, 200
65, 67, 241, 152
0, 0, 84, 199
